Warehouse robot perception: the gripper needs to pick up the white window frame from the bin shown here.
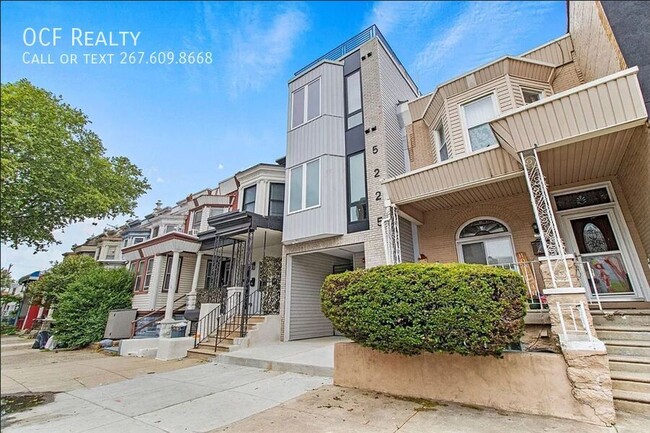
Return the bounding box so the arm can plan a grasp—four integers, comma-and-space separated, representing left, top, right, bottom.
433, 120, 449, 163
455, 217, 516, 266
287, 158, 321, 215
290, 77, 322, 130
133, 236, 145, 244
459, 92, 500, 154
520, 87, 544, 105
105, 245, 117, 260
191, 209, 203, 232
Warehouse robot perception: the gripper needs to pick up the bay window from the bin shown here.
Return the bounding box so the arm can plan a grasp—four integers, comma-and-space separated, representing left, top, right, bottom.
461, 94, 498, 152
268, 183, 285, 216
243, 185, 257, 213
191, 209, 203, 232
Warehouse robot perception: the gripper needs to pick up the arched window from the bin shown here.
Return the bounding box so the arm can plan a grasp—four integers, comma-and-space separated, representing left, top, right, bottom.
457, 218, 515, 266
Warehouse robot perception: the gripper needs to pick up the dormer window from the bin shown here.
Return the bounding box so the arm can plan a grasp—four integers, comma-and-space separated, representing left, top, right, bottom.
243, 185, 257, 213
461, 94, 499, 152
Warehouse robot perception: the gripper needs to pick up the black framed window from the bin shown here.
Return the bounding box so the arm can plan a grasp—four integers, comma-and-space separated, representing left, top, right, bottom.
345, 70, 363, 130
347, 151, 369, 232
243, 185, 257, 213
268, 183, 285, 216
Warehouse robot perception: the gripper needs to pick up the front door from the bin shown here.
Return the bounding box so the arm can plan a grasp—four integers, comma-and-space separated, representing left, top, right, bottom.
569, 214, 635, 297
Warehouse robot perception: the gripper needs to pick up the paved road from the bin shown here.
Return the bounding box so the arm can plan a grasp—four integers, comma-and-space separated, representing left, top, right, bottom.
1, 335, 201, 394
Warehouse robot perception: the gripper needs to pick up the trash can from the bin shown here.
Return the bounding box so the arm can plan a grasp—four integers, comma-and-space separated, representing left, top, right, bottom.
171, 323, 187, 338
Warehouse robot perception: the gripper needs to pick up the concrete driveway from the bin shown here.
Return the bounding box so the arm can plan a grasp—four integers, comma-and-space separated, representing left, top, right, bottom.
1, 335, 201, 394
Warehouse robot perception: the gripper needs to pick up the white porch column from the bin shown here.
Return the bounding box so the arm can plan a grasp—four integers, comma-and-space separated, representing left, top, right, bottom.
159, 251, 181, 338
186, 252, 203, 310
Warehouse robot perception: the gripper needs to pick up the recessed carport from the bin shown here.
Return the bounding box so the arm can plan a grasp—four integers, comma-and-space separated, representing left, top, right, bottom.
285, 244, 364, 341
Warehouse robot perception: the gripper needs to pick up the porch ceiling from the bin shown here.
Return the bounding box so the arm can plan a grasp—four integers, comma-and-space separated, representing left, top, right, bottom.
401, 176, 528, 213
539, 128, 637, 187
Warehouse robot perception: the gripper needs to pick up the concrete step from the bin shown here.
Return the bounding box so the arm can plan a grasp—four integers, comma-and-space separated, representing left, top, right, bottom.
613, 389, 650, 409
609, 356, 650, 374
186, 347, 228, 360
611, 370, 650, 383
612, 379, 650, 394
592, 310, 650, 327
605, 340, 650, 357
198, 341, 235, 352
596, 328, 650, 341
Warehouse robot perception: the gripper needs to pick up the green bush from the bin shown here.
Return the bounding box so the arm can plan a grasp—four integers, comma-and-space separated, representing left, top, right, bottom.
53, 267, 134, 348
321, 263, 527, 357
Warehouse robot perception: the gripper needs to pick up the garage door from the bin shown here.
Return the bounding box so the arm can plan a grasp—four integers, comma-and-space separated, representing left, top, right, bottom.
288, 253, 349, 340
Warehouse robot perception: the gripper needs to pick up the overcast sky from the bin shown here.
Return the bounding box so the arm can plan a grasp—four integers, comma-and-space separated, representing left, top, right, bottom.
0, 1, 566, 279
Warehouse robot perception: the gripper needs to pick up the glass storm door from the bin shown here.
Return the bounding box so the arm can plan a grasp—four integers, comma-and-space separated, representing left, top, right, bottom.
569, 214, 635, 296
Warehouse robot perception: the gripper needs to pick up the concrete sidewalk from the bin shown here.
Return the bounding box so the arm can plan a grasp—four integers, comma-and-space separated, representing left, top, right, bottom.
209, 385, 649, 433
216, 336, 348, 377
1, 335, 201, 394
3, 363, 331, 432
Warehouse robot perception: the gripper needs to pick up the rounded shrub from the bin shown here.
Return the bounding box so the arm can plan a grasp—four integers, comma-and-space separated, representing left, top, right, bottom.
321, 263, 527, 357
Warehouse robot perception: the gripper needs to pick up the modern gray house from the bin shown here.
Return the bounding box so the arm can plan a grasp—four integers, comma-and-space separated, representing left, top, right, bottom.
280, 26, 422, 341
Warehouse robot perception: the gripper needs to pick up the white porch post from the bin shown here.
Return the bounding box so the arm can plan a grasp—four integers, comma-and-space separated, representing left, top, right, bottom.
159, 251, 181, 338
187, 252, 203, 310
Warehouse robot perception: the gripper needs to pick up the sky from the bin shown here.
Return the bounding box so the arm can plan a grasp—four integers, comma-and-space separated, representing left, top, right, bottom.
0, 1, 567, 279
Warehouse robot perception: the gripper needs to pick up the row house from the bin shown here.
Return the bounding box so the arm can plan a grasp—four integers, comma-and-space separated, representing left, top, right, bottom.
119, 160, 285, 350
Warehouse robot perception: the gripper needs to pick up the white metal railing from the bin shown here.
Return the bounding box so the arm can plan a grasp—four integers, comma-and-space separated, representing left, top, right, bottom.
381, 204, 401, 265
493, 260, 548, 310
556, 301, 595, 343
575, 261, 603, 311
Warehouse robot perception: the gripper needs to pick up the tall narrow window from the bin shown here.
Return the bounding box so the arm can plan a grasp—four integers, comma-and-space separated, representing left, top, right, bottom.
142, 259, 154, 291
289, 165, 303, 212
243, 185, 257, 213
151, 226, 159, 238
133, 260, 145, 291
291, 78, 321, 128
462, 94, 498, 152
268, 183, 285, 216
434, 122, 449, 162
347, 152, 368, 224
191, 209, 203, 232
345, 71, 363, 129
162, 256, 183, 292
288, 159, 320, 212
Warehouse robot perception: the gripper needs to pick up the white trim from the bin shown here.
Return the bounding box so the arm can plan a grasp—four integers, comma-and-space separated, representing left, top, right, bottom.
287, 158, 322, 215
520, 87, 545, 104
283, 255, 293, 341
290, 77, 322, 131
455, 217, 516, 265
552, 181, 650, 300
459, 92, 500, 155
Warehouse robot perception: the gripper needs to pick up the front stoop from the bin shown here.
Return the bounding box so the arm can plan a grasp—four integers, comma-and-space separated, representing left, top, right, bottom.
592, 309, 650, 414
186, 316, 266, 360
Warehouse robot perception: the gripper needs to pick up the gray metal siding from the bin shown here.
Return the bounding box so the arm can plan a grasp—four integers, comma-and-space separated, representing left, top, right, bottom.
378, 43, 419, 178
399, 217, 415, 263
286, 116, 345, 167
282, 155, 347, 243
289, 253, 350, 340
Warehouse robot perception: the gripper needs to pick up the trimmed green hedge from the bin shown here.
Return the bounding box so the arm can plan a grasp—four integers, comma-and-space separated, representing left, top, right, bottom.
321, 263, 527, 356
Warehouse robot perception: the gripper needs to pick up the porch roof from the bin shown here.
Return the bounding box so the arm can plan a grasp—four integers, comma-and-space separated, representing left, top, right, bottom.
384, 147, 523, 209
121, 232, 200, 261
490, 67, 647, 153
